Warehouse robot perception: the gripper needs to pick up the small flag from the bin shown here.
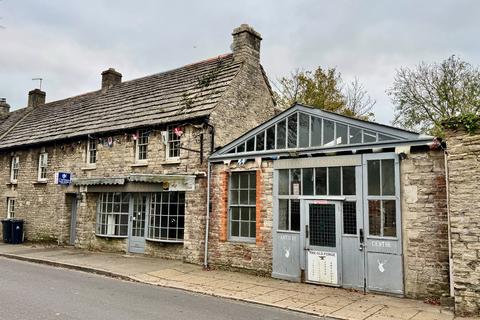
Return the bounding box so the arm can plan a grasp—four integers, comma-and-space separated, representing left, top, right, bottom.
174, 127, 183, 137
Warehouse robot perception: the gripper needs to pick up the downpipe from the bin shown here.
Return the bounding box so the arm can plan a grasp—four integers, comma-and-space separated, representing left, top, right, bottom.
203, 161, 212, 269
444, 149, 454, 297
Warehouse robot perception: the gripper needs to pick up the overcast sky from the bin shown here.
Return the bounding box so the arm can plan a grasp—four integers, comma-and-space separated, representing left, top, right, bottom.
1, 0, 479, 124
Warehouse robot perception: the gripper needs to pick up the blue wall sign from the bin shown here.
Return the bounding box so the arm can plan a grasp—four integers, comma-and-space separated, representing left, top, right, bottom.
56, 172, 72, 185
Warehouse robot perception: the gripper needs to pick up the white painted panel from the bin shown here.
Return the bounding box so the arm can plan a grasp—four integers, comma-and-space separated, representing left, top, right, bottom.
307, 250, 338, 285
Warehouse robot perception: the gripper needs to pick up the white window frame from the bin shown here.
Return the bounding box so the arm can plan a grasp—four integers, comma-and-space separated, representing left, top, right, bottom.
147, 192, 185, 243
166, 126, 180, 160
7, 198, 15, 219
38, 153, 48, 182
87, 138, 97, 165
10, 156, 19, 183
96, 193, 129, 237
228, 171, 257, 242
135, 130, 149, 162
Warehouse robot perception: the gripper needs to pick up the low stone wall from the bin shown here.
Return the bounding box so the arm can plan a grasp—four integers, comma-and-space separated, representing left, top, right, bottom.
400, 148, 450, 299
445, 126, 480, 316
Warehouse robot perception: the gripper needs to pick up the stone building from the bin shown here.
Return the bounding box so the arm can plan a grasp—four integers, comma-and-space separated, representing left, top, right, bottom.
0, 24, 275, 263
206, 103, 450, 300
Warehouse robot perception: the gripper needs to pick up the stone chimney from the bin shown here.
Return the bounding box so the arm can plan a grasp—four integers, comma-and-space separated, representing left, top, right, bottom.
101, 68, 122, 92
28, 89, 46, 108
231, 24, 262, 63
0, 98, 10, 117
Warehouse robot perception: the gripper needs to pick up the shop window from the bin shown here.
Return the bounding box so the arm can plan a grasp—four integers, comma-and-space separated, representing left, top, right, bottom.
302, 168, 314, 195
290, 169, 301, 195
38, 153, 48, 181
6, 198, 15, 219
298, 113, 309, 148
148, 192, 185, 242
315, 167, 327, 195
278, 169, 289, 195
287, 114, 298, 148
166, 127, 180, 160
278, 199, 300, 232
87, 138, 97, 164
10, 156, 19, 183
96, 193, 129, 237
328, 167, 341, 195
343, 201, 357, 235
136, 129, 149, 161
342, 166, 356, 195
310, 116, 322, 147
229, 172, 256, 241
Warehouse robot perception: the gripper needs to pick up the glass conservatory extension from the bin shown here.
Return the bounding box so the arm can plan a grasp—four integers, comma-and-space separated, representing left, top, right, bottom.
209, 103, 434, 296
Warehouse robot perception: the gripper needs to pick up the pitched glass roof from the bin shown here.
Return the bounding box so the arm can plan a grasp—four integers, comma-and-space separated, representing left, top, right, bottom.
211, 104, 432, 160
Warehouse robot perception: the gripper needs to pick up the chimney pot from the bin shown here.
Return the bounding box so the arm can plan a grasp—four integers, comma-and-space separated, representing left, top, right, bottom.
28, 89, 46, 108
101, 68, 122, 92
231, 24, 262, 63
0, 98, 10, 117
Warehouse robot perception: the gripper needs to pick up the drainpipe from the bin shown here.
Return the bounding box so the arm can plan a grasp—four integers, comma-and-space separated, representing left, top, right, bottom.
203, 160, 212, 269
444, 148, 454, 297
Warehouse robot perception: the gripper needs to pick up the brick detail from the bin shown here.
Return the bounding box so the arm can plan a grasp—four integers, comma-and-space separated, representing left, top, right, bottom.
255, 169, 263, 245
219, 171, 229, 242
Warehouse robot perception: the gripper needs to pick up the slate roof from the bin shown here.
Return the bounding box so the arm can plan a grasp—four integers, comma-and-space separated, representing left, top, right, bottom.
0, 53, 242, 150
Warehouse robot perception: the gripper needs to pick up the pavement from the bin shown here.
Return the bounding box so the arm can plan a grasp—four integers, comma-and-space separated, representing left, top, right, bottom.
0, 243, 470, 320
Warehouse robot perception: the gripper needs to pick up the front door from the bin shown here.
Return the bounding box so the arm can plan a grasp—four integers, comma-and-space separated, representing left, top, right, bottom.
305, 201, 342, 286
129, 194, 147, 254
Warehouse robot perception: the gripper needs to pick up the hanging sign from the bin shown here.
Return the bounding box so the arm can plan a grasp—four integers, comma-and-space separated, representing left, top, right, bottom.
55, 172, 72, 185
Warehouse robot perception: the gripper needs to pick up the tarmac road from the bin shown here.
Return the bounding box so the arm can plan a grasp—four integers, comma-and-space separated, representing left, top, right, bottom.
0, 257, 318, 320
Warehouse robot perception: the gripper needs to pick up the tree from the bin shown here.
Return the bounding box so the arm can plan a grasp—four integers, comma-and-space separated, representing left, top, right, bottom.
273, 67, 375, 120
389, 55, 480, 136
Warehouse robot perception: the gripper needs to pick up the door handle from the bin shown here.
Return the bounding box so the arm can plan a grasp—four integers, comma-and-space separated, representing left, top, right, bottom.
305, 225, 309, 238
359, 228, 365, 251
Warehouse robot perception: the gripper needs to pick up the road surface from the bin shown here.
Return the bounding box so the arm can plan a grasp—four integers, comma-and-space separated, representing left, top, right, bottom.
0, 257, 317, 320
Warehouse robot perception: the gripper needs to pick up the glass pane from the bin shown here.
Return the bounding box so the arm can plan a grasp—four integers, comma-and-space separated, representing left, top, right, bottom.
231, 221, 239, 237
315, 167, 327, 195
336, 123, 348, 145
378, 134, 398, 141
250, 207, 256, 221
240, 207, 249, 221
240, 173, 248, 188
290, 200, 300, 231
367, 160, 381, 196
290, 169, 301, 196
250, 222, 256, 238
287, 114, 298, 148
256, 131, 265, 151
276, 120, 286, 149
299, 113, 309, 148
231, 190, 238, 204
311, 116, 322, 147
383, 200, 397, 237
363, 130, 377, 143
278, 199, 289, 230
231, 207, 239, 220
342, 166, 356, 195
278, 169, 289, 195
343, 202, 357, 235
240, 222, 249, 237
349, 127, 362, 144
246, 137, 255, 152
309, 204, 336, 247
266, 126, 275, 150
249, 190, 256, 205
328, 167, 341, 195
237, 143, 245, 153
381, 159, 395, 196
239, 190, 248, 204
323, 120, 335, 146
368, 200, 381, 236
302, 168, 314, 195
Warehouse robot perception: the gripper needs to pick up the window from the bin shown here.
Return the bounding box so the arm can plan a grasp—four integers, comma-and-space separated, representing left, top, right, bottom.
229, 172, 256, 240
136, 130, 149, 161
166, 126, 180, 159
278, 199, 300, 231
148, 192, 185, 242
87, 138, 97, 164
37, 153, 48, 181
343, 201, 357, 235
6, 198, 15, 219
367, 158, 397, 237
96, 193, 129, 236
10, 156, 19, 183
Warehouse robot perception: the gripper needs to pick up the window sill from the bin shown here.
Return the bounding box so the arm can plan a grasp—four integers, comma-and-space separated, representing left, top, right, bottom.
6, 181, 17, 186
131, 162, 148, 167
33, 181, 48, 185
146, 238, 184, 244
160, 159, 181, 165
81, 165, 97, 171
95, 234, 128, 239
228, 238, 256, 244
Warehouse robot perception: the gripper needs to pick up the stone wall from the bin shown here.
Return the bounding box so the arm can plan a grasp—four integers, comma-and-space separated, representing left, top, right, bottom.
400, 148, 450, 299
445, 126, 480, 316
208, 159, 273, 274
